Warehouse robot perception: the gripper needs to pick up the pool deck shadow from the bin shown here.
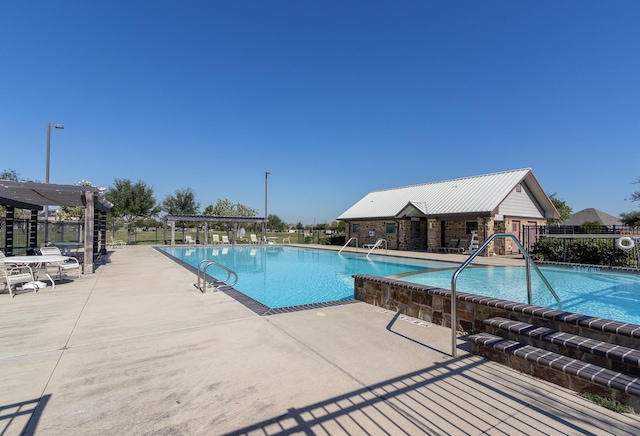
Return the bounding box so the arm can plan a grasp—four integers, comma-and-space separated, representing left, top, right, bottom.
1, 245, 638, 435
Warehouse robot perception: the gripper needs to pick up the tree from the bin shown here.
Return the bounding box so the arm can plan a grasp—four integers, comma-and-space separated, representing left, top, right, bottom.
267, 214, 285, 231
0, 169, 20, 180
620, 177, 640, 227
162, 188, 200, 230
548, 193, 572, 224
203, 198, 258, 217
620, 211, 640, 227
106, 179, 160, 242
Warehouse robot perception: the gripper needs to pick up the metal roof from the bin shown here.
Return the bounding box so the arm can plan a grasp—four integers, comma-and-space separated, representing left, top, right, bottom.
0, 180, 113, 212
337, 168, 556, 220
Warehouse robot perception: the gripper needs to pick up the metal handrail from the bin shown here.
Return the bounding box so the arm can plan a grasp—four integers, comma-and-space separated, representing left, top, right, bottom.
450, 233, 561, 358
196, 259, 238, 293
339, 237, 358, 254
366, 238, 387, 257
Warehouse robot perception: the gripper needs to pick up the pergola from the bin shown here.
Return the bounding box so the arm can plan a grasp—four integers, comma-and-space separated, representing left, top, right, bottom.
163, 214, 266, 245
0, 180, 113, 273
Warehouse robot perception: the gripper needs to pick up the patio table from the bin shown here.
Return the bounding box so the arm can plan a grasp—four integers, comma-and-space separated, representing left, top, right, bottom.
50, 242, 83, 256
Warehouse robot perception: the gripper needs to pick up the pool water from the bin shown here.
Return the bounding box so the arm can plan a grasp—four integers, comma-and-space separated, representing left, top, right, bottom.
401, 266, 640, 325
161, 246, 456, 308
162, 246, 640, 325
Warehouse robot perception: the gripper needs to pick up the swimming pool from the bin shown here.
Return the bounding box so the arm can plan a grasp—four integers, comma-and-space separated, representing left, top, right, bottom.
161, 246, 640, 324
160, 246, 457, 308
400, 265, 640, 325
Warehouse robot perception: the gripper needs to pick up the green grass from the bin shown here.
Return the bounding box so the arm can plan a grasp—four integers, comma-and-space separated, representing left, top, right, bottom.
581, 392, 634, 414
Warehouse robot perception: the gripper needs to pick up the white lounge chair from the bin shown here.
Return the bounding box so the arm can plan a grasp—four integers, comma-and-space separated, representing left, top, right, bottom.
1, 260, 37, 298
221, 235, 231, 245
39, 246, 81, 279
109, 236, 126, 249
250, 234, 259, 244
211, 234, 221, 244
185, 235, 196, 246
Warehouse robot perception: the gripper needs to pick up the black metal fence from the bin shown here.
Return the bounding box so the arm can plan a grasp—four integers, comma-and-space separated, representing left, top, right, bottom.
523, 224, 640, 268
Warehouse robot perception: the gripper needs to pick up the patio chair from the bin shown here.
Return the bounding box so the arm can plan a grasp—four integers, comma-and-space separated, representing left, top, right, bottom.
185, 235, 196, 246
221, 235, 231, 245
438, 239, 459, 253
39, 246, 81, 279
211, 234, 221, 244
250, 234, 259, 244
1, 262, 37, 298
448, 239, 470, 253
109, 236, 126, 249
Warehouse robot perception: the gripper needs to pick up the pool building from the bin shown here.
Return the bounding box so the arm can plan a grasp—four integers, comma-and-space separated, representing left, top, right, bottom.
337, 168, 559, 255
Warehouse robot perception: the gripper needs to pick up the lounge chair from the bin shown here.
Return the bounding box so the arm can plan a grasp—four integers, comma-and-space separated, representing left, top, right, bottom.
448, 239, 470, 253
109, 236, 126, 249
438, 239, 459, 253
39, 246, 81, 279
211, 234, 221, 244
250, 234, 259, 244
221, 235, 231, 245
185, 235, 196, 246
1, 261, 37, 298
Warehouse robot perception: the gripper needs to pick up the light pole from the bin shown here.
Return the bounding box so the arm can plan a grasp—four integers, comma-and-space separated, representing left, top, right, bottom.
263, 171, 270, 243
44, 123, 64, 243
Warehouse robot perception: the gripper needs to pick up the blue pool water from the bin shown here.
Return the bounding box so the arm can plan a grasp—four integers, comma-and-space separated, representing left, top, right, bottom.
401, 265, 640, 325
161, 246, 640, 325
161, 246, 456, 308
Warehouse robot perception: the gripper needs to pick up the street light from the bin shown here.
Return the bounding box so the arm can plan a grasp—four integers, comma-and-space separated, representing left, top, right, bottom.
44, 123, 64, 242
263, 171, 270, 243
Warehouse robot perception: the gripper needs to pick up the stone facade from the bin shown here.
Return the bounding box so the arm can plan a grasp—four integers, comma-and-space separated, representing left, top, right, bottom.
345, 216, 547, 255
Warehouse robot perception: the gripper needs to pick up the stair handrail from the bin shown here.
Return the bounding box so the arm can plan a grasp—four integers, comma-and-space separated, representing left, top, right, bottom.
366, 238, 387, 257
196, 259, 238, 293
450, 233, 561, 358
339, 237, 358, 254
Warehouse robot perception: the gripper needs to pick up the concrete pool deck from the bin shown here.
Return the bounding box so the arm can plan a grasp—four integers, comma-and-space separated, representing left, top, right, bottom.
1, 245, 638, 435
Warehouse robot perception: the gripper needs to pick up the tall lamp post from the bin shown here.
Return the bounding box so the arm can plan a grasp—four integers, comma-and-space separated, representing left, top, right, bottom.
44, 123, 64, 243
263, 171, 270, 243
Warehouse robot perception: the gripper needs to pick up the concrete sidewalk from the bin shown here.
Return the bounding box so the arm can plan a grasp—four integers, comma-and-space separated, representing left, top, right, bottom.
1, 246, 638, 435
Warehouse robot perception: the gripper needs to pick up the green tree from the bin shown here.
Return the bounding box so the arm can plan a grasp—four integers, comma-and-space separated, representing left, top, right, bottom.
162, 188, 200, 215
106, 179, 160, 242
548, 194, 572, 224
267, 214, 285, 231
203, 198, 258, 217
0, 169, 20, 180
620, 177, 640, 226
162, 188, 200, 230
620, 211, 640, 227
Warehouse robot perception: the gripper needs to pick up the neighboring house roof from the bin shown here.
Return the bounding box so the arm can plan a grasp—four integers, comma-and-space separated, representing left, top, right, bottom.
337, 168, 558, 220
562, 208, 623, 227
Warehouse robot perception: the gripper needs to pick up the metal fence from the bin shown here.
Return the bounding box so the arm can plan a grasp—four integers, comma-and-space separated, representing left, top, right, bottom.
523, 224, 640, 267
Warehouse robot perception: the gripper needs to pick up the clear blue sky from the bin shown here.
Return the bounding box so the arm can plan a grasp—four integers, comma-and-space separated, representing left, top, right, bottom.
2, 1, 639, 225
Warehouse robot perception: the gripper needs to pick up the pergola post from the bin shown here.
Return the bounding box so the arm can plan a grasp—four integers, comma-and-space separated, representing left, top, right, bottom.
29, 209, 39, 250
5, 206, 14, 256
83, 191, 95, 274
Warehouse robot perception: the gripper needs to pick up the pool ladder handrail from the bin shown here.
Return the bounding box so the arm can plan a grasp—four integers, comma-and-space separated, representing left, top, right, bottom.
196, 259, 238, 293
450, 233, 561, 358
366, 238, 387, 258
339, 237, 358, 254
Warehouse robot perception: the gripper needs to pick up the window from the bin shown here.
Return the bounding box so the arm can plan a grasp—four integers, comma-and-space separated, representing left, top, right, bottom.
465, 221, 478, 234
352, 223, 360, 233
385, 222, 396, 234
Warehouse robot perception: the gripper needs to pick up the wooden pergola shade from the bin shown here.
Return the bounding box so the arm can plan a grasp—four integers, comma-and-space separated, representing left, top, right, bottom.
0, 180, 113, 273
